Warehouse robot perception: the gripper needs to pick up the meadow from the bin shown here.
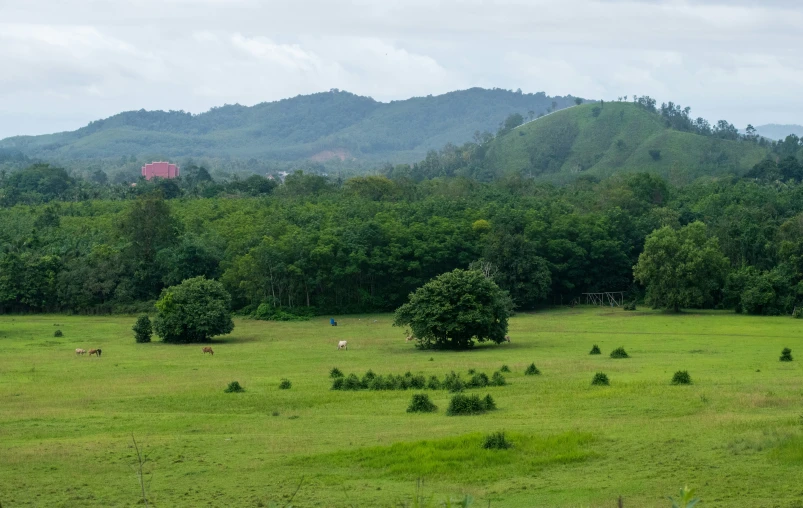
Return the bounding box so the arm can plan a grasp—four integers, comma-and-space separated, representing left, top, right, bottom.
1, 307, 802, 507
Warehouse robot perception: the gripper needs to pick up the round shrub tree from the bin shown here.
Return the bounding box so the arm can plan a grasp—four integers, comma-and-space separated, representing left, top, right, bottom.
393, 268, 513, 350
153, 276, 234, 343
132, 315, 153, 343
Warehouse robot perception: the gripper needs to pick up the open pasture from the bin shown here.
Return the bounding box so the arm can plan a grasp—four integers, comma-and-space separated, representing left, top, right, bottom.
1, 307, 802, 507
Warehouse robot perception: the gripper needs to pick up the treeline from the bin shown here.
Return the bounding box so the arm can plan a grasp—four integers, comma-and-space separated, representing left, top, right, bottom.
3, 161, 803, 316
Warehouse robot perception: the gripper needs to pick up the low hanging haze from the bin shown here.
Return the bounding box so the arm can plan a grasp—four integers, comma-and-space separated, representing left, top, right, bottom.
1, 0, 801, 140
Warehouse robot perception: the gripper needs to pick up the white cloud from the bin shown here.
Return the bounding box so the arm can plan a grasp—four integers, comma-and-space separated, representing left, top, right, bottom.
0, 0, 801, 139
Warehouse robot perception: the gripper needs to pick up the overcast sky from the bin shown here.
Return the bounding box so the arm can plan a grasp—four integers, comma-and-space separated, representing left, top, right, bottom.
1, 0, 801, 139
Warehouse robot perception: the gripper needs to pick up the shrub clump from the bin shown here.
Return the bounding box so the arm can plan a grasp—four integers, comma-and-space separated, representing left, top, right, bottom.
500, 365, 511, 373
482, 431, 511, 450
780, 348, 793, 362
331, 377, 344, 390
589, 344, 601, 355
610, 347, 629, 359
671, 370, 692, 385
468, 372, 489, 388
329, 367, 344, 378
224, 381, 244, 393
623, 301, 637, 311
54, 329, 63, 337
342, 373, 362, 390
279, 378, 292, 389
491, 371, 507, 386
446, 393, 497, 416
591, 372, 609, 386
524, 363, 541, 376
406, 393, 438, 413
443, 371, 466, 393
132, 315, 152, 343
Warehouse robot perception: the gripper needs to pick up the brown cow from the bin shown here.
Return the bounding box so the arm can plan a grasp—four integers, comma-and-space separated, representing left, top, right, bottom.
202, 346, 214, 355
88, 348, 102, 357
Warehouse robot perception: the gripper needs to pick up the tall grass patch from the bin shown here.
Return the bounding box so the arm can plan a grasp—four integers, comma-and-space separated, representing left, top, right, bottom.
298, 432, 596, 481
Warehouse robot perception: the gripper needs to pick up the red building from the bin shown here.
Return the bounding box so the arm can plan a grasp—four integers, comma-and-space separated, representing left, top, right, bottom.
141, 161, 179, 180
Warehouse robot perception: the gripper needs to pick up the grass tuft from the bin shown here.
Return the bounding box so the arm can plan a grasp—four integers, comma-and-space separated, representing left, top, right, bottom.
671, 370, 692, 385
406, 393, 437, 413
524, 363, 541, 376
610, 347, 629, 359
279, 378, 292, 389
780, 348, 793, 362
54, 329, 63, 337
589, 344, 601, 355
482, 431, 512, 450
500, 364, 511, 373
224, 381, 244, 393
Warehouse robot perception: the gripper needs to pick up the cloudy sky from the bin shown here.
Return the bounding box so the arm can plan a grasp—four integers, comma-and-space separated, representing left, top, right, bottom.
1, 0, 801, 139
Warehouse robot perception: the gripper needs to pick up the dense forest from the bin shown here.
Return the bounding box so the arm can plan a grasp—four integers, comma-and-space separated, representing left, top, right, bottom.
0, 88, 579, 180
2, 144, 803, 317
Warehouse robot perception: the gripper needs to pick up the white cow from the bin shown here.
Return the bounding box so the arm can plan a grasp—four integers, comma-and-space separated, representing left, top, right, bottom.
337, 340, 348, 350
75, 348, 86, 355
504, 335, 511, 343
406, 335, 415, 342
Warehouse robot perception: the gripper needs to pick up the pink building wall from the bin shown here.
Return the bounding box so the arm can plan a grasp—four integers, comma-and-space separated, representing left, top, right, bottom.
142, 162, 179, 180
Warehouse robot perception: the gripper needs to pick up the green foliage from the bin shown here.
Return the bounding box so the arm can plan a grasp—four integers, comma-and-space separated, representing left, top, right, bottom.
591, 372, 610, 386
224, 381, 244, 393
393, 269, 513, 350
500, 365, 510, 373
251, 303, 312, 321
780, 348, 793, 362
443, 372, 465, 393
671, 370, 692, 385
132, 315, 152, 343
482, 431, 511, 450
329, 367, 343, 378
623, 301, 637, 311
279, 379, 292, 389
406, 394, 437, 413
634, 222, 730, 312
53, 329, 63, 337
589, 344, 601, 355
153, 276, 234, 343
649, 149, 662, 161
446, 394, 496, 416
524, 363, 541, 375
669, 486, 700, 508
610, 347, 629, 359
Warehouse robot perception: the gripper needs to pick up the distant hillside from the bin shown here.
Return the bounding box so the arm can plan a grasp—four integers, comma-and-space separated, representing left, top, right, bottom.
754, 124, 803, 141
0, 88, 579, 172
483, 102, 770, 184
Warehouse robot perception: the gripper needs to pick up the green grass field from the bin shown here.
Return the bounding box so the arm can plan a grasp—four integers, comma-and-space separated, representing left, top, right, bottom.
2, 307, 802, 507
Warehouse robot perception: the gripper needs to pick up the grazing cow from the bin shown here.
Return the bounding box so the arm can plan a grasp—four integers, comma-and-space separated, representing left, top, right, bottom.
88, 349, 102, 357
202, 346, 214, 355
337, 340, 348, 350
504, 335, 511, 343
75, 348, 86, 355
406, 335, 415, 342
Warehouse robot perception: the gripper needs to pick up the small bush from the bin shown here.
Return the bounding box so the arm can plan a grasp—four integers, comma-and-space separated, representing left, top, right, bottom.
671, 370, 692, 385
468, 372, 489, 388
610, 347, 629, 359
467, 368, 476, 375
368, 375, 389, 391
409, 374, 426, 389
331, 377, 345, 390
427, 375, 441, 390
589, 344, 601, 355
793, 308, 803, 319
500, 365, 511, 373
649, 149, 661, 161
343, 373, 362, 390
329, 367, 343, 378
279, 378, 292, 389
407, 393, 437, 413
132, 315, 152, 343
271, 411, 279, 417
482, 431, 511, 450
361, 370, 376, 387
780, 348, 793, 362
54, 329, 63, 337
524, 363, 541, 376
623, 301, 637, 311
491, 371, 507, 386
224, 381, 244, 393
443, 371, 465, 393
591, 372, 609, 386
483, 394, 497, 410
447, 393, 494, 415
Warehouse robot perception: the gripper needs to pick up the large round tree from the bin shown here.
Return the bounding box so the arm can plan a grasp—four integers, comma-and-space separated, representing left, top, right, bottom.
633, 221, 729, 312
153, 276, 234, 343
393, 268, 513, 350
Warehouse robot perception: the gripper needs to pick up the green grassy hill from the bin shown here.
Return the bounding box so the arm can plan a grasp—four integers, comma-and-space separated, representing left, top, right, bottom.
485, 102, 769, 184
0, 88, 578, 168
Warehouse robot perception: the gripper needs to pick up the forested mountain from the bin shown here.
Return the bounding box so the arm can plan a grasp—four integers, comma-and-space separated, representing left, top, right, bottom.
754, 124, 803, 141
0, 88, 578, 176
482, 101, 770, 183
